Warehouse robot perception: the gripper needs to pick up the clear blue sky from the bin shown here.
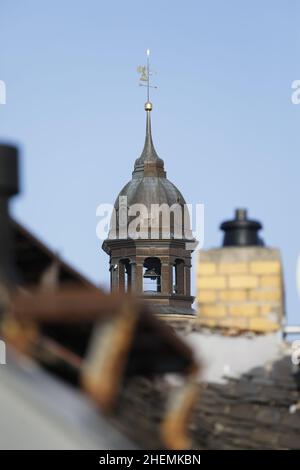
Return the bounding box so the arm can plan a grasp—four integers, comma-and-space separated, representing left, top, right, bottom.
1, 1, 299, 325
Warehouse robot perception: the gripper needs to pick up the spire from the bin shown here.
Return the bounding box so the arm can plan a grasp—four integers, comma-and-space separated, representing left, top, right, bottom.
134, 50, 165, 176
140, 102, 161, 160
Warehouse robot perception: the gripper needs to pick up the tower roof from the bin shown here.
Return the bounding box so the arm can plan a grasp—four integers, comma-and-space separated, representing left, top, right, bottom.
107, 51, 192, 242
133, 103, 165, 176
115, 101, 186, 211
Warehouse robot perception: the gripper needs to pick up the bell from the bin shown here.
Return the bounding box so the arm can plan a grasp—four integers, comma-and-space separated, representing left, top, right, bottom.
143, 268, 159, 280
220, 209, 264, 247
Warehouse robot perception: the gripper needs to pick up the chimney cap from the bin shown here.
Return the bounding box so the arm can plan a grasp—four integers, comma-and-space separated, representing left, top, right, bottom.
220, 208, 264, 247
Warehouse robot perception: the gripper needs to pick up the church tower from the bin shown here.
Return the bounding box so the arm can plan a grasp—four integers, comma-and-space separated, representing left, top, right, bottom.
102, 52, 195, 314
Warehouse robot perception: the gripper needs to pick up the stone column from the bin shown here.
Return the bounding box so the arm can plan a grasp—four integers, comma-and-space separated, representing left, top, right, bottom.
110, 258, 119, 293
129, 261, 136, 292
184, 264, 191, 297
118, 261, 125, 293
135, 263, 143, 293
161, 262, 172, 295
111, 267, 118, 292
177, 261, 185, 295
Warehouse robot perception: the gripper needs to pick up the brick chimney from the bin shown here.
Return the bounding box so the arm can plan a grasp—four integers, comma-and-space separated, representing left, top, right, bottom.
196, 209, 285, 333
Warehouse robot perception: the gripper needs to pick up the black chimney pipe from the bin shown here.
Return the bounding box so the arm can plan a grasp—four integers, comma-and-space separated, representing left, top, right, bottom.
220, 209, 264, 247
0, 144, 19, 284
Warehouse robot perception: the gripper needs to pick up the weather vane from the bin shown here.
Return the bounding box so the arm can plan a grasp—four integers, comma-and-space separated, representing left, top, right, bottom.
137, 49, 157, 105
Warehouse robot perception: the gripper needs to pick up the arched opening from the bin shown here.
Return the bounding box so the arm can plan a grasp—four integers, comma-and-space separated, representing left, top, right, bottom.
143, 257, 161, 293
173, 259, 185, 295
172, 265, 176, 293
119, 258, 132, 292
